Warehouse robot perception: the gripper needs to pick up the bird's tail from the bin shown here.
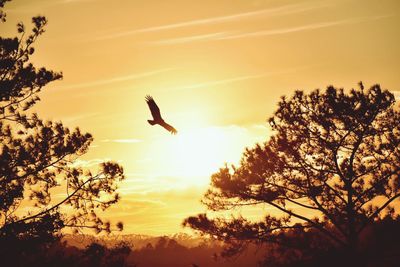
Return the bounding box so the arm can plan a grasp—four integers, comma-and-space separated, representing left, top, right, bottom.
147, 120, 156, 125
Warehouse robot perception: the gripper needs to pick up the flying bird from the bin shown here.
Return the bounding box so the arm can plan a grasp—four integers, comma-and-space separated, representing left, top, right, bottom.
145, 95, 177, 134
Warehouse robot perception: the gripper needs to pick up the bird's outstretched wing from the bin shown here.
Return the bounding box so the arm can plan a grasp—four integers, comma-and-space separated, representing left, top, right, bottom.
145, 95, 178, 134
145, 95, 162, 120
160, 121, 178, 135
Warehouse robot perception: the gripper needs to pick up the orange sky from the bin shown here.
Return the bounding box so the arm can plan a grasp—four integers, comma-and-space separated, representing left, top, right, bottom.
2, 0, 400, 235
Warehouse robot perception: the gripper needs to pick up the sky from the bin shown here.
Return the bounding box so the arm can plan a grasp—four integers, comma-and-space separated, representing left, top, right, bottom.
2, 0, 400, 235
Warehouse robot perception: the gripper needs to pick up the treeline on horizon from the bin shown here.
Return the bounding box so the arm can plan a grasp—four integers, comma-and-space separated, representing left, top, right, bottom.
2, 0, 400, 267
2, 220, 400, 267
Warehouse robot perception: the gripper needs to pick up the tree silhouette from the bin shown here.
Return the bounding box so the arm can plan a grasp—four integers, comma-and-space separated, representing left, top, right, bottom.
0, 0, 124, 247
184, 83, 400, 263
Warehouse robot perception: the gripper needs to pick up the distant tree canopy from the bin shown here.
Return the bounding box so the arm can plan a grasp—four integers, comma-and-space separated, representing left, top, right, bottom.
0, 0, 124, 245
184, 83, 400, 260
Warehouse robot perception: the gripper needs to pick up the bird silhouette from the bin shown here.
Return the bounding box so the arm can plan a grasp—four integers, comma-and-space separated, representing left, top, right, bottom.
145, 95, 177, 134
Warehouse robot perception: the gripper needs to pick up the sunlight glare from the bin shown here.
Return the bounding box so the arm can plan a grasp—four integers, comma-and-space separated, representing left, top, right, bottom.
146, 125, 252, 187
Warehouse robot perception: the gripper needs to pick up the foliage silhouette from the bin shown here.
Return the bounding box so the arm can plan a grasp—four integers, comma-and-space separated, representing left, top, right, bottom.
1, 239, 134, 267
0, 0, 124, 255
127, 235, 264, 267
184, 83, 400, 266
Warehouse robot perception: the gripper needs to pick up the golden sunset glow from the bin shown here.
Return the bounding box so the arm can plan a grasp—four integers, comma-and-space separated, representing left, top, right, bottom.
2, 0, 400, 236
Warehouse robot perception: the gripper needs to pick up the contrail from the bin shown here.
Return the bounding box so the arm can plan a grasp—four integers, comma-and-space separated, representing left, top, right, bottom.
60, 68, 174, 90
97, 2, 331, 40
148, 32, 232, 45
151, 14, 392, 45
219, 15, 393, 40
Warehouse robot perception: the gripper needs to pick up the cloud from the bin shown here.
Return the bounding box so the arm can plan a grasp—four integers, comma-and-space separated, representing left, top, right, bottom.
151, 15, 392, 45
148, 32, 232, 45
392, 91, 400, 100
252, 123, 269, 130
169, 73, 270, 91
218, 15, 392, 40
101, 139, 142, 143
97, 2, 330, 40
62, 0, 96, 3
107, 198, 168, 217
59, 68, 174, 90
167, 66, 310, 91
62, 112, 100, 123
70, 158, 111, 168
6, 0, 95, 13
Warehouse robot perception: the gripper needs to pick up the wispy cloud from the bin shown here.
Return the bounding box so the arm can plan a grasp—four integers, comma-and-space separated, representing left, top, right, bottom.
218, 15, 392, 40
62, 0, 96, 3
168, 67, 309, 91
7, 0, 95, 12
151, 15, 392, 45
97, 2, 330, 40
70, 158, 111, 168
392, 91, 400, 100
173, 74, 269, 90
101, 139, 142, 143
148, 32, 232, 45
252, 124, 269, 130
60, 68, 174, 90
117, 198, 167, 208
62, 112, 100, 123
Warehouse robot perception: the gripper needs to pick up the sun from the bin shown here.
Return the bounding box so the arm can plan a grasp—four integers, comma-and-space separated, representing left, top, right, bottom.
145, 122, 255, 188
168, 127, 230, 179
139, 108, 268, 189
